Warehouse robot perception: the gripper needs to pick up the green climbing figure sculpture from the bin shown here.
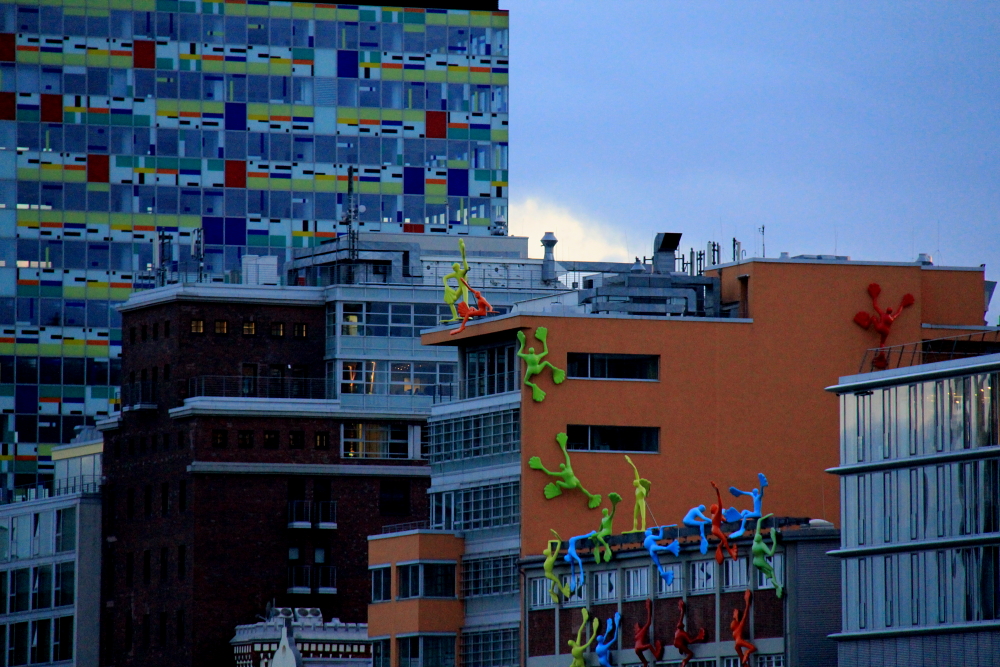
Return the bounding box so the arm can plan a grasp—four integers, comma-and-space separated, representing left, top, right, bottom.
625, 455, 652, 532
543, 529, 571, 603
441, 239, 470, 323
528, 432, 602, 509
751, 513, 784, 598
516, 327, 565, 402
591, 492, 623, 563
568, 608, 600, 667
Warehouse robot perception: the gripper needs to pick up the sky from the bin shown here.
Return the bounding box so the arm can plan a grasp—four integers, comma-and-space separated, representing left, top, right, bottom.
503, 1, 1000, 323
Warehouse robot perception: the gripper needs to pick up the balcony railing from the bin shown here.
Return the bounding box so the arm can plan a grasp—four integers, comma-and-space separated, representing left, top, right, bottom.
121, 381, 158, 408
381, 520, 430, 534
286, 565, 337, 594
860, 330, 1000, 372
188, 376, 332, 400
288, 565, 311, 594
287, 500, 338, 529
317, 565, 337, 594
433, 372, 520, 403
0, 475, 101, 505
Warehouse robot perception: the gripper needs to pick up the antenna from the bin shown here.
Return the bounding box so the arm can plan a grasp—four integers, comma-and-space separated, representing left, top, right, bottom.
192, 228, 205, 283
758, 225, 765, 258
340, 165, 359, 262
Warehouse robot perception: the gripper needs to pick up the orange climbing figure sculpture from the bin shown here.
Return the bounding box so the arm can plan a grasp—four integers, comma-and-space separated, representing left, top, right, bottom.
673, 598, 705, 667
731, 589, 756, 667
853, 283, 915, 368
710, 482, 738, 564
450, 278, 496, 335
633, 599, 664, 667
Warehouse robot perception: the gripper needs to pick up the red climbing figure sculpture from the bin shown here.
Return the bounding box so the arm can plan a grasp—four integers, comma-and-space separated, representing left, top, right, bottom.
450, 277, 497, 335
673, 598, 705, 667
710, 482, 738, 564
633, 599, 664, 667
731, 589, 756, 667
853, 283, 915, 369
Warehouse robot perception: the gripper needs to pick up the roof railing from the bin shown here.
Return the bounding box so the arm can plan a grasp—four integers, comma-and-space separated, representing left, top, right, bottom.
859, 329, 1000, 373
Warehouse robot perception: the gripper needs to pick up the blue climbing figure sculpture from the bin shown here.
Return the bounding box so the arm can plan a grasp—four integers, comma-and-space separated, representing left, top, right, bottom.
683, 505, 712, 554
644, 525, 681, 586
595, 612, 621, 667
564, 531, 596, 594
723, 473, 769, 539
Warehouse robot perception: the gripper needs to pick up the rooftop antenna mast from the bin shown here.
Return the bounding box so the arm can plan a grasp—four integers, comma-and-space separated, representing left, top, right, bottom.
758, 225, 765, 258
192, 227, 204, 283
342, 165, 359, 262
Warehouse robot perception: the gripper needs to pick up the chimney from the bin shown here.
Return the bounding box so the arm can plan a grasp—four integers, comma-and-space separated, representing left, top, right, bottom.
652, 233, 682, 274
541, 232, 558, 284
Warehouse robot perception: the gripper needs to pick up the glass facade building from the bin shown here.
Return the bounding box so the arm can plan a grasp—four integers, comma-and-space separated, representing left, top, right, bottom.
830, 353, 1000, 667
0, 0, 509, 483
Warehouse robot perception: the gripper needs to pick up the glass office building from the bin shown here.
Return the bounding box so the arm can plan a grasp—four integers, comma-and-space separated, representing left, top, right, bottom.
0, 0, 509, 484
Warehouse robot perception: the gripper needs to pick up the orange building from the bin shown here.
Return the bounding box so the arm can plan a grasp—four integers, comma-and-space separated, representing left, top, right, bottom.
368, 251, 993, 667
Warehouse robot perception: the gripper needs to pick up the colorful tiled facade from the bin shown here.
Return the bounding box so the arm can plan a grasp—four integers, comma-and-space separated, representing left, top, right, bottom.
0, 0, 509, 483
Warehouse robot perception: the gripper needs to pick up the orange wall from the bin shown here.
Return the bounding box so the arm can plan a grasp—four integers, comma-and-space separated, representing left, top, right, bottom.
367, 531, 465, 640
429, 260, 986, 558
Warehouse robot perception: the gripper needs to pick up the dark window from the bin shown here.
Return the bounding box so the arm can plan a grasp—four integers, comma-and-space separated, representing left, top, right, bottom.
160, 482, 169, 516
164, 320, 171, 337
143, 485, 152, 518
129, 327, 136, 344
212, 430, 228, 449
289, 431, 305, 449
565, 425, 659, 453
152, 322, 159, 340
163, 364, 171, 381
271, 322, 285, 337
55, 562, 74, 606
177, 545, 186, 579
371, 567, 391, 602
125, 553, 134, 587
237, 430, 254, 449
190, 319, 204, 334
53, 616, 73, 661
214, 320, 228, 334
423, 563, 456, 597
566, 353, 659, 380
293, 323, 307, 338
263, 431, 279, 449
315, 431, 329, 450
159, 547, 168, 582
140, 324, 147, 341
142, 550, 151, 585
379, 479, 410, 516
397, 563, 419, 599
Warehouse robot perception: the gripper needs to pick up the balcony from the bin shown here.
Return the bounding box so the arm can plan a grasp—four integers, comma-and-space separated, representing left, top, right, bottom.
287, 501, 338, 529
317, 565, 337, 594
859, 330, 1000, 372
121, 381, 158, 410
287, 565, 337, 595
287, 565, 312, 595
0, 475, 101, 505
433, 372, 520, 403
188, 376, 332, 400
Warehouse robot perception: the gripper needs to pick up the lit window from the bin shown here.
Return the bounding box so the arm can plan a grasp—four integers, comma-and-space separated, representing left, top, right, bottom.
190, 320, 204, 334
293, 323, 307, 338
215, 320, 228, 334
271, 322, 285, 337
243, 321, 256, 335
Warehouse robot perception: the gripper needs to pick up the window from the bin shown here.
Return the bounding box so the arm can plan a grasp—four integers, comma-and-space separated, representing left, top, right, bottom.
293, 323, 307, 338
177, 545, 187, 579
461, 628, 518, 667
910, 553, 920, 625
314, 431, 329, 450
884, 556, 894, 627
592, 570, 617, 601
54, 563, 74, 606
164, 320, 171, 337
343, 423, 409, 459
883, 472, 893, 542
289, 431, 305, 449
566, 425, 659, 453
237, 431, 254, 449
264, 431, 279, 449
909, 468, 920, 540
271, 322, 285, 337
656, 563, 683, 595
567, 353, 658, 380
429, 409, 519, 463
625, 566, 649, 598
935, 551, 946, 622
142, 550, 151, 585
399, 636, 456, 667
160, 547, 169, 583
340, 302, 449, 338
857, 476, 866, 545
31, 565, 52, 609
242, 321, 256, 335
371, 567, 391, 602
559, 574, 585, 605
430, 482, 519, 531
161, 482, 169, 517
179, 481, 187, 513
424, 564, 455, 597
125, 554, 134, 588
55, 508, 76, 553
214, 320, 228, 334
529, 578, 554, 608
340, 360, 455, 396
10, 568, 29, 612
398, 564, 420, 599
755, 554, 783, 591
690, 561, 715, 592
53, 616, 73, 661
723, 557, 748, 590
373, 639, 390, 667
462, 554, 518, 597
30, 618, 50, 663
465, 344, 517, 398
859, 558, 868, 629
212, 430, 228, 449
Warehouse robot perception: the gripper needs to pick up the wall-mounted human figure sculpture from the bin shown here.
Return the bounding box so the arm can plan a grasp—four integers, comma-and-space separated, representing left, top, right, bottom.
595, 612, 621, 667
543, 530, 570, 603
683, 504, 712, 554
625, 455, 652, 532
633, 599, 664, 667
449, 277, 497, 335
591, 492, 623, 563
528, 432, 602, 509
731, 589, 756, 666
853, 283, 916, 369
752, 513, 784, 598
516, 327, 565, 402
723, 472, 768, 539
673, 598, 705, 667
564, 531, 596, 594
709, 482, 738, 564
643, 525, 681, 586
441, 239, 470, 323
568, 608, 600, 667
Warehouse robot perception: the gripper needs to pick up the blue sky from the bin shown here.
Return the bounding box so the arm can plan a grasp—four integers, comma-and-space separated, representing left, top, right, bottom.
504, 1, 1000, 323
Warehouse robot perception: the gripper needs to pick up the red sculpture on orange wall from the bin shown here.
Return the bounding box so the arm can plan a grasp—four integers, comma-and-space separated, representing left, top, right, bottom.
853, 283, 915, 368
673, 598, 705, 667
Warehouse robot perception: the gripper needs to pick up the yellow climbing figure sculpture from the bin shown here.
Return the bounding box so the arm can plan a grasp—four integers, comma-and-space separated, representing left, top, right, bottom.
441, 239, 470, 323
543, 529, 571, 603
517, 327, 565, 402
567, 608, 599, 667
625, 455, 652, 532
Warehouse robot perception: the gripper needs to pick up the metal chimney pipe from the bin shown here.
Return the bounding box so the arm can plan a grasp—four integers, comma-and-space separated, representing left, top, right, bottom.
541, 232, 558, 284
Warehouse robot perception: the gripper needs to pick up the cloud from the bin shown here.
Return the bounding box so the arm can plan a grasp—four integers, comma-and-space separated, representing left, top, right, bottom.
508, 198, 631, 262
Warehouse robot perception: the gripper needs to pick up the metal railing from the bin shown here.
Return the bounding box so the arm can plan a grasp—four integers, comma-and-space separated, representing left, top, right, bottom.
188, 376, 332, 400
0, 475, 101, 505
381, 520, 430, 534
859, 330, 1000, 372
287, 500, 338, 527
121, 381, 158, 407
433, 372, 520, 403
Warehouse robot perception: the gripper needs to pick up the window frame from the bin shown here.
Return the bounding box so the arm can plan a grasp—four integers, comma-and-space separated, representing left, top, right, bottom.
566, 352, 659, 381
565, 424, 660, 453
